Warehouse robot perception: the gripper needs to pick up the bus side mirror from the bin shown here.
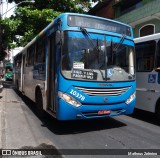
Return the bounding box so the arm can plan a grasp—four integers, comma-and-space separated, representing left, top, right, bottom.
56, 31, 64, 45
155, 67, 160, 72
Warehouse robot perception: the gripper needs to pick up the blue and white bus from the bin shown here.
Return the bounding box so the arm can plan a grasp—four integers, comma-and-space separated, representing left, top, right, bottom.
134, 33, 160, 119
14, 13, 136, 120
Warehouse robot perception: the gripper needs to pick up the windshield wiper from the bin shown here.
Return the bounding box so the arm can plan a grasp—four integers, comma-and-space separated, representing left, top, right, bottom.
113, 34, 126, 53
80, 26, 101, 59
80, 27, 95, 48
80, 27, 100, 52
111, 39, 114, 64
104, 36, 108, 81
80, 27, 106, 81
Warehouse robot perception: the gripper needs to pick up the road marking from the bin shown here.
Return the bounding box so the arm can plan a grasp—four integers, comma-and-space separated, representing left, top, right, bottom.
0, 100, 20, 103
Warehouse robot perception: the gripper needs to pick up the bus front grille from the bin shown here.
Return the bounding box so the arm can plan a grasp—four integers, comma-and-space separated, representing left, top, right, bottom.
75, 86, 130, 96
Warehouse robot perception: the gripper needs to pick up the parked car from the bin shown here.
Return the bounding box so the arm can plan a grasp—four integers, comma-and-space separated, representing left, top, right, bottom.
4, 63, 13, 81
5, 71, 13, 81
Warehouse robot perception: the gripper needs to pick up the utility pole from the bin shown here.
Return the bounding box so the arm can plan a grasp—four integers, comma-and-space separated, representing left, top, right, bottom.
0, 0, 2, 61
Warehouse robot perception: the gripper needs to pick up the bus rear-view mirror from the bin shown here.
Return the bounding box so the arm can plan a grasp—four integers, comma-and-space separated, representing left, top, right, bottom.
56, 31, 64, 45
155, 67, 160, 72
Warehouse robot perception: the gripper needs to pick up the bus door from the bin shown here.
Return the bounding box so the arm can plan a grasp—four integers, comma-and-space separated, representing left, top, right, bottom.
47, 33, 56, 112
136, 40, 156, 112
17, 54, 22, 92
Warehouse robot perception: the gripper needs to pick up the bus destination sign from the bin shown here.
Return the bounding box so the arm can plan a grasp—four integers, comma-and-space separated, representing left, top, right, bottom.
71, 69, 97, 80
68, 15, 131, 37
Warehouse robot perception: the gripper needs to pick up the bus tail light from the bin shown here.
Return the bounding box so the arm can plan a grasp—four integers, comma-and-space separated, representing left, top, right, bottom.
125, 92, 136, 104
58, 91, 81, 107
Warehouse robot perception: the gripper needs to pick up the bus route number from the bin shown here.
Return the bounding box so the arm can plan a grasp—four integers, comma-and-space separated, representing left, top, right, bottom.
70, 89, 85, 101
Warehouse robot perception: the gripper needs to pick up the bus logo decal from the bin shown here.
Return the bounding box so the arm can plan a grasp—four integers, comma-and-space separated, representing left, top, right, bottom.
104, 98, 108, 103
148, 74, 156, 83
107, 69, 113, 77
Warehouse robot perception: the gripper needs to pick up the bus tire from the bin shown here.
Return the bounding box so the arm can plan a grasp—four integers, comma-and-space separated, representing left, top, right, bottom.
156, 103, 160, 121
155, 98, 160, 120
36, 88, 45, 118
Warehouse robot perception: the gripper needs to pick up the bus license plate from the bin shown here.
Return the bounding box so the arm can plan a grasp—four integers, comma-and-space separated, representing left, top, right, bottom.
98, 110, 111, 115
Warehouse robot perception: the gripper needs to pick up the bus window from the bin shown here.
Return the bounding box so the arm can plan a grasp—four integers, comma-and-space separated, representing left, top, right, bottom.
27, 44, 35, 66
136, 41, 156, 72
62, 31, 135, 81
36, 38, 46, 64
156, 40, 160, 71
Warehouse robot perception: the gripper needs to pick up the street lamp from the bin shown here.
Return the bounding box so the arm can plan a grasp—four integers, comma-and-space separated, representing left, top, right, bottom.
1, 0, 35, 17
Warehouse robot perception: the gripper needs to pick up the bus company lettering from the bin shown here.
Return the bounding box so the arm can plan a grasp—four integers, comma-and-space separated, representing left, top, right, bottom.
99, 83, 113, 87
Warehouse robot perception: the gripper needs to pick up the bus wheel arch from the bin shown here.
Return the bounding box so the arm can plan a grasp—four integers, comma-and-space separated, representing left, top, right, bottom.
155, 98, 160, 120
35, 86, 45, 118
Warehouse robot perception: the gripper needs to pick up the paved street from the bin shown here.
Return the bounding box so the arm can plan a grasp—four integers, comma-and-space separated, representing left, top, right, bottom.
0, 81, 160, 158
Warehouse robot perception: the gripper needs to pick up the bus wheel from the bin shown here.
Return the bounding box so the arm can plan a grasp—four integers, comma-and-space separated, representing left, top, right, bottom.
156, 106, 160, 121
36, 89, 45, 118
156, 101, 160, 121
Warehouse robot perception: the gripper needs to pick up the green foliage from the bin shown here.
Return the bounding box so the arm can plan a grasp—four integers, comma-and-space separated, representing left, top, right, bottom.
0, 18, 19, 60
8, 0, 99, 12
12, 7, 61, 46
1, 0, 101, 60
1, 18, 20, 47
142, 0, 152, 5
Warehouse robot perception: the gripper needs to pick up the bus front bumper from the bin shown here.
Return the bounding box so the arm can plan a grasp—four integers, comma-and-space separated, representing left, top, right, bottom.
56, 99, 136, 120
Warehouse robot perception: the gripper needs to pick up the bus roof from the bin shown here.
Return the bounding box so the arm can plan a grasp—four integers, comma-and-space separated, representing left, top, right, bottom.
134, 33, 160, 44
17, 13, 133, 55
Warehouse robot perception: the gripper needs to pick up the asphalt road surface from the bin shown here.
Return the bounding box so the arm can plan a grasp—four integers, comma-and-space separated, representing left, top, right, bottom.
0, 81, 160, 158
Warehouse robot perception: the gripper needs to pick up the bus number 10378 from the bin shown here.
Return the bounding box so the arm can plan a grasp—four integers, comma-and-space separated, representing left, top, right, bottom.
70, 89, 85, 101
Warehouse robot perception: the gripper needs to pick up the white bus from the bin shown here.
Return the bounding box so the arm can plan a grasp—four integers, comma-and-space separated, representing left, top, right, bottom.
134, 33, 160, 119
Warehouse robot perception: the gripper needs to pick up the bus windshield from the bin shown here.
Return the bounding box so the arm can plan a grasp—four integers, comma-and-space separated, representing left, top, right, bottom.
62, 31, 135, 82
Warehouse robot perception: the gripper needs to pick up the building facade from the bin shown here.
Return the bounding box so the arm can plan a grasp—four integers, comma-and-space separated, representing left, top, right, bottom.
89, 0, 115, 19
89, 0, 160, 38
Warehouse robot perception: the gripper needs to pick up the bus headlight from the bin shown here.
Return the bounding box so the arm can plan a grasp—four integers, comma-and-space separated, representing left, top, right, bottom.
58, 91, 81, 107
125, 92, 136, 104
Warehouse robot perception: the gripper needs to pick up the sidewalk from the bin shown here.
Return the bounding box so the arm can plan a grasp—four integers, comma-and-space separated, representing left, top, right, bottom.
0, 83, 62, 158
0, 86, 39, 149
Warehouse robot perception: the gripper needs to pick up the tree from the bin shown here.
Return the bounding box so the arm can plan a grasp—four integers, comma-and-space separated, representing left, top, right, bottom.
8, 0, 100, 12
0, 0, 101, 60
0, 18, 19, 60
7, 0, 98, 46
11, 6, 61, 46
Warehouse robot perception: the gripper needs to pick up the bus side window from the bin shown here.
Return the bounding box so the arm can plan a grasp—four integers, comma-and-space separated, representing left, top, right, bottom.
136, 41, 156, 72
155, 40, 160, 71
35, 37, 46, 64
27, 44, 35, 67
